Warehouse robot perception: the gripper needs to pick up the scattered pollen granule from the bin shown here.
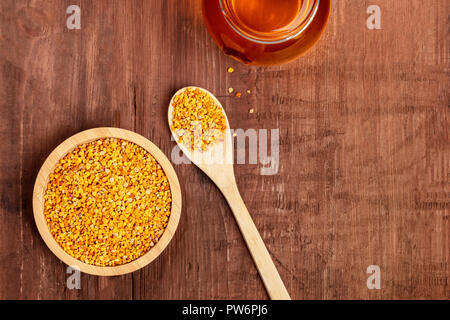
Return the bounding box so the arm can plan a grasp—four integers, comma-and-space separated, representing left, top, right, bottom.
236, 92, 242, 98
171, 88, 227, 151
227, 67, 234, 73
228, 87, 234, 93
43, 138, 172, 267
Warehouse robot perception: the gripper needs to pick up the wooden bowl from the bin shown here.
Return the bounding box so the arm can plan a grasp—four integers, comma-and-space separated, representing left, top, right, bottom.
32, 127, 182, 276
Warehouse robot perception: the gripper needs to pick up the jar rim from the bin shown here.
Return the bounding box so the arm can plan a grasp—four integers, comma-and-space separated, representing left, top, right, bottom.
219, 0, 321, 44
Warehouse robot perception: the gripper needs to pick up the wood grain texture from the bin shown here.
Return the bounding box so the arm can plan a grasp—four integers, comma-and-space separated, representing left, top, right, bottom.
0, 0, 448, 299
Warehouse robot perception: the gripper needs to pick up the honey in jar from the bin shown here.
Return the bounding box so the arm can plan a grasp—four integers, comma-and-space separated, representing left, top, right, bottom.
202, 0, 331, 65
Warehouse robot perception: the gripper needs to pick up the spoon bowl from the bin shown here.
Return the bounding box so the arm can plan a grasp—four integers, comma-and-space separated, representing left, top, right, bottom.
168, 86, 234, 183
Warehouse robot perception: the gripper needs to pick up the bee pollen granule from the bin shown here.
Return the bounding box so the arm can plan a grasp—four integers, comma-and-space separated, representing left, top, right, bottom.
44, 138, 172, 267
170, 88, 227, 151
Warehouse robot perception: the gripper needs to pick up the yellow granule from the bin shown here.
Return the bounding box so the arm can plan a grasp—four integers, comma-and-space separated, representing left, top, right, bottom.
44, 138, 172, 267
171, 88, 227, 151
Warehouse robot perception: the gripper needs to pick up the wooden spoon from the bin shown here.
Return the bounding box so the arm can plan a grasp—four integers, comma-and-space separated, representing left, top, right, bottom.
168, 87, 291, 300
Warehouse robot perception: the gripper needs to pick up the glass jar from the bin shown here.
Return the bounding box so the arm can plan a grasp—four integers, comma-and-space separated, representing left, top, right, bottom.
202, 0, 331, 66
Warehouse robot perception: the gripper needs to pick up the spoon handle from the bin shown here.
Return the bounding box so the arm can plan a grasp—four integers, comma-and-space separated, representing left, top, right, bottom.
221, 182, 291, 300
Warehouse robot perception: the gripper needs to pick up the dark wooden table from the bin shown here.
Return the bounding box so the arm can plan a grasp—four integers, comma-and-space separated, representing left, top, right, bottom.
0, 0, 448, 299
